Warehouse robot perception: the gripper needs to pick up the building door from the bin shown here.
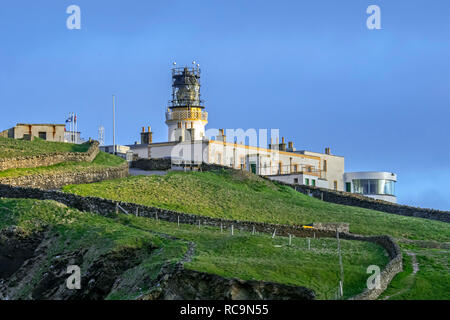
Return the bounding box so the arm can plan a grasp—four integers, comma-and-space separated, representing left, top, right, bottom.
251, 163, 256, 174
346, 182, 352, 192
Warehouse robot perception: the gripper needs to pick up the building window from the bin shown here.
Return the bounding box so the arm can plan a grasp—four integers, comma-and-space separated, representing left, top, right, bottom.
352, 179, 395, 196
312, 179, 316, 187
294, 164, 298, 173
38, 132, 47, 140
216, 153, 222, 164
305, 178, 310, 185
333, 180, 338, 190
294, 178, 299, 184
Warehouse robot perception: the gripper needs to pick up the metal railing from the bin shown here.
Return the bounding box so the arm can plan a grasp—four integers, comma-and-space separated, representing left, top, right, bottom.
265, 164, 325, 179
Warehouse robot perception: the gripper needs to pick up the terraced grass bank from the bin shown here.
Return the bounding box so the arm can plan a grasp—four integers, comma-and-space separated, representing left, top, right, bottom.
64, 170, 450, 242
0, 137, 90, 159
0, 198, 389, 300
63, 169, 450, 299
0, 149, 128, 190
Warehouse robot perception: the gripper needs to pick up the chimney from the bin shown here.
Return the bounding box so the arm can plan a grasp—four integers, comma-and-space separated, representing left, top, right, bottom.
141, 126, 153, 144
325, 147, 331, 155
287, 141, 295, 152
279, 137, 286, 151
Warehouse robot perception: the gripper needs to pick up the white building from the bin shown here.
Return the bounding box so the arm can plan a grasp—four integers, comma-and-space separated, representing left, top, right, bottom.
128, 64, 397, 202
344, 172, 397, 203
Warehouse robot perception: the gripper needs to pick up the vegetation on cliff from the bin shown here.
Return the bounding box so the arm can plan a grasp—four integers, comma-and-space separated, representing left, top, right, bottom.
63, 169, 450, 300
0, 198, 388, 300
0, 152, 125, 179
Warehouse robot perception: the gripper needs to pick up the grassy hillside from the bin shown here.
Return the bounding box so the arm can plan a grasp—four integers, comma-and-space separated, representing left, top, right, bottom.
0, 152, 125, 179
63, 170, 450, 243
0, 198, 186, 300
0, 137, 90, 158
63, 169, 450, 300
0, 198, 389, 300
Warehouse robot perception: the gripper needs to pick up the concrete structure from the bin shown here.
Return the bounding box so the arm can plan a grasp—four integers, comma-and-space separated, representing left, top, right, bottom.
0, 124, 66, 142
100, 145, 131, 158
127, 64, 396, 198
344, 172, 397, 203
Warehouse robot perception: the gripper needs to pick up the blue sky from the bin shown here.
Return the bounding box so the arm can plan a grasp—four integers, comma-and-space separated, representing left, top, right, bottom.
0, 0, 449, 210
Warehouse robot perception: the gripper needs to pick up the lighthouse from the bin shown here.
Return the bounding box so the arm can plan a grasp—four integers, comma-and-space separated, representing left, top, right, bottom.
165, 63, 208, 142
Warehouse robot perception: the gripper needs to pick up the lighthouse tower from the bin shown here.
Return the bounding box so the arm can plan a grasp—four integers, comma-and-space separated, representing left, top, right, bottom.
165, 63, 208, 142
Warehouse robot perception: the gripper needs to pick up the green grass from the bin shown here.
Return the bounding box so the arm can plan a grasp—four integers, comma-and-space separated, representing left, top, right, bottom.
63, 170, 450, 243
118, 215, 389, 300
379, 244, 450, 300
0, 152, 125, 179
62, 169, 450, 300
0, 198, 389, 300
0, 137, 90, 159
0, 198, 186, 300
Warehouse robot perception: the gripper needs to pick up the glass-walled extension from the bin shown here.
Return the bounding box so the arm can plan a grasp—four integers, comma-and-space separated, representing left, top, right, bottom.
352, 179, 395, 196
343, 172, 397, 203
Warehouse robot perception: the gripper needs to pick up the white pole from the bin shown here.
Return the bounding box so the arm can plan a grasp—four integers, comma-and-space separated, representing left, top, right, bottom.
178, 216, 180, 228
70, 113, 73, 142
289, 234, 292, 246
231, 224, 234, 236
308, 238, 311, 250
113, 95, 116, 155
337, 230, 344, 296
75, 113, 77, 143
272, 229, 276, 239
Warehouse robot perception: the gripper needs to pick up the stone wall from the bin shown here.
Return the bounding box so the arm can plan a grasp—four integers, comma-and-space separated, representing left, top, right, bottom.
272, 181, 450, 223
125, 162, 449, 223
130, 158, 172, 171
0, 141, 100, 171
130, 158, 231, 172
0, 163, 129, 190
0, 183, 402, 300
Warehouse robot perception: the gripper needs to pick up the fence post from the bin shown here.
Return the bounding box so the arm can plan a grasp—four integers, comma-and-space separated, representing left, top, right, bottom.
155, 212, 158, 221
272, 229, 276, 239
231, 224, 234, 236
220, 223, 223, 233
115, 203, 119, 215
289, 234, 292, 246
177, 216, 180, 228
337, 229, 344, 297
308, 238, 311, 250
252, 226, 255, 235
198, 220, 201, 229
135, 208, 138, 217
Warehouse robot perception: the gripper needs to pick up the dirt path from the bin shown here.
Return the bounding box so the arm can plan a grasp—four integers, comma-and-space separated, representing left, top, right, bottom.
383, 251, 419, 300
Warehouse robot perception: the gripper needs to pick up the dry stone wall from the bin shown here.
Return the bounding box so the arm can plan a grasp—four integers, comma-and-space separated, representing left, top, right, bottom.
274, 181, 450, 223
0, 163, 129, 190
0, 183, 402, 300
0, 141, 100, 171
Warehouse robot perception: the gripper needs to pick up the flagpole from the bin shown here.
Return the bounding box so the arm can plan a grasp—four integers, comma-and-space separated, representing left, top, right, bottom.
113, 95, 116, 155
70, 113, 73, 143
